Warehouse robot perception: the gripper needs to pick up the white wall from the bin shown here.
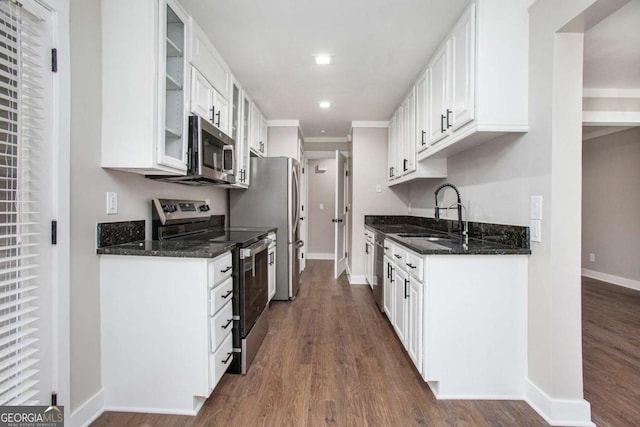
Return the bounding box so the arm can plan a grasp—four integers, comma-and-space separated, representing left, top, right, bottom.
69, 0, 227, 412
307, 159, 336, 255
350, 127, 407, 279
582, 127, 640, 282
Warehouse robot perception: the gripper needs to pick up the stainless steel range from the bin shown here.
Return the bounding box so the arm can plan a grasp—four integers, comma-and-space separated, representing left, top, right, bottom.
152, 198, 270, 375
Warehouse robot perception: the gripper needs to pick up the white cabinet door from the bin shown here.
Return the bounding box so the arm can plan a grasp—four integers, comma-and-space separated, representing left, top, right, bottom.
212, 90, 229, 133
260, 115, 268, 156
451, 3, 475, 131
403, 88, 416, 174
415, 71, 429, 153
383, 256, 395, 320
393, 267, 408, 345
191, 67, 214, 121
189, 19, 229, 97
365, 240, 374, 286
428, 42, 450, 146
231, 80, 249, 187
250, 102, 261, 154
407, 276, 423, 371
240, 93, 252, 185
388, 114, 397, 181
395, 105, 405, 176
159, 0, 190, 170
268, 246, 276, 301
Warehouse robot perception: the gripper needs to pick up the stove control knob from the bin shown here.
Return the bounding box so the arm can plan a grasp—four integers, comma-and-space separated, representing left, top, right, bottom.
199, 204, 210, 212
162, 204, 172, 213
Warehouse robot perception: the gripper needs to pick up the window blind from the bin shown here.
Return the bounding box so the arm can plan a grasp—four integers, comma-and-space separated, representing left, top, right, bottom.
0, 0, 46, 405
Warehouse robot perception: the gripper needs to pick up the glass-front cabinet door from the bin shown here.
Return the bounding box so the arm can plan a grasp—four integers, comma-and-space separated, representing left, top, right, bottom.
158, 0, 189, 171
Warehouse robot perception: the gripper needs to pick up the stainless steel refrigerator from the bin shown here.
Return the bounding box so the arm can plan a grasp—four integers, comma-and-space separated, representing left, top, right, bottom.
229, 157, 303, 300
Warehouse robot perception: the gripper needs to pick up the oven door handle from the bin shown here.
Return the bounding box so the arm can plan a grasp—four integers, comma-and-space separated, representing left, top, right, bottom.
240, 238, 272, 259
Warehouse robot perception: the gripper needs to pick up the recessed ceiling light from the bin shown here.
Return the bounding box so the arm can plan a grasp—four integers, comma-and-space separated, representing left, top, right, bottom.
320, 130, 327, 134
314, 55, 332, 65
319, 101, 331, 109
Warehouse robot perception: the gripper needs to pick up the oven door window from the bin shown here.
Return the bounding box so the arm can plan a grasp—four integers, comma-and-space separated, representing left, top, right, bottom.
240, 248, 268, 337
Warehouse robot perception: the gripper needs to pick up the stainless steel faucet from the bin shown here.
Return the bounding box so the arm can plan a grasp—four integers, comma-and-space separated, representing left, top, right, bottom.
434, 183, 468, 248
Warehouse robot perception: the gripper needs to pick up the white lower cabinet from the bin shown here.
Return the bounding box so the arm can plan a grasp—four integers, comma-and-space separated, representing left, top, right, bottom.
382, 239, 527, 398
407, 276, 423, 370
383, 255, 394, 319
100, 251, 233, 415
268, 233, 277, 301
393, 267, 409, 345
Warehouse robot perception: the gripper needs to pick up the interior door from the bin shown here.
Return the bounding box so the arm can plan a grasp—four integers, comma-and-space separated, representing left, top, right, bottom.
333, 150, 347, 278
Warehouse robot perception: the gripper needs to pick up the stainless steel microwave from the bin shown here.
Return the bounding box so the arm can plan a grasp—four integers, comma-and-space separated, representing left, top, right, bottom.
148, 115, 236, 186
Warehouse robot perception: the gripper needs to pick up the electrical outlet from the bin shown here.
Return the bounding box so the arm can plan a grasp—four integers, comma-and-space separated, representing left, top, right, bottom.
589, 253, 595, 263
530, 219, 541, 243
376, 184, 381, 193
106, 192, 118, 215
319, 203, 324, 210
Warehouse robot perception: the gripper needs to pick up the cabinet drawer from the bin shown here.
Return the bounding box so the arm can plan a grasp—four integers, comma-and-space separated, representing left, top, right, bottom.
210, 276, 233, 315
209, 252, 233, 285
405, 251, 424, 280
209, 332, 233, 391
210, 301, 233, 352
392, 244, 406, 265
383, 239, 394, 257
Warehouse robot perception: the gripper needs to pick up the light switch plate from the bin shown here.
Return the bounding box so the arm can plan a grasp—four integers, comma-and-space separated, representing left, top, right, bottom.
530, 195, 543, 220
319, 203, 324, 210
530, 219, 541, 243
106, 192, 118, 215
376, 184, 382, 193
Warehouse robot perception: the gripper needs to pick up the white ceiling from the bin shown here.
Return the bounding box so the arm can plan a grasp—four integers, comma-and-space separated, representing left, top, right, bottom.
180, 0, 469, 139
583, 0, 640, 89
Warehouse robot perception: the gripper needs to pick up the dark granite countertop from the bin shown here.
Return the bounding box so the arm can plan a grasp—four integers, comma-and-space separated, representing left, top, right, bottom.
365, 217, 531, 256
96, 240, 236, 259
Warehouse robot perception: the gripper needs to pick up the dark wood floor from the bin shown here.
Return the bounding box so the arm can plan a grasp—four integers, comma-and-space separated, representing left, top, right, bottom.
582, 276, 640, 427
93, 260, 548, 426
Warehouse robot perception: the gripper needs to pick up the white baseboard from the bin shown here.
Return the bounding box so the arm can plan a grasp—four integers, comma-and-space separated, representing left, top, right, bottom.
307, 252, 335, 260
349, 275, 368, 285
69, 388, 104, 427
102, 405, 199, 416
524, 379, 594, 426
582, 268, 640, 292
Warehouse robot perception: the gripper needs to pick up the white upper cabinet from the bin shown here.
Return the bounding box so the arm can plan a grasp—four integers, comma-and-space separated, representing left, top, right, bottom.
415, 72, 429, 153
427, 43, 450, 146
419, 0, 528, 160
189, 20, 230, 98
389, 0, 528, 184
190, 67, 229, 134
450, 4, 475, 131
101, 0, 190, 174
249, 102, 267, 157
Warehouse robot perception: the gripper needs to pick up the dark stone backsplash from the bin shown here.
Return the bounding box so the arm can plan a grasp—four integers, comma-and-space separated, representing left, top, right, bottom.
365, 215, 530, 249
97, 220, 145, 248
